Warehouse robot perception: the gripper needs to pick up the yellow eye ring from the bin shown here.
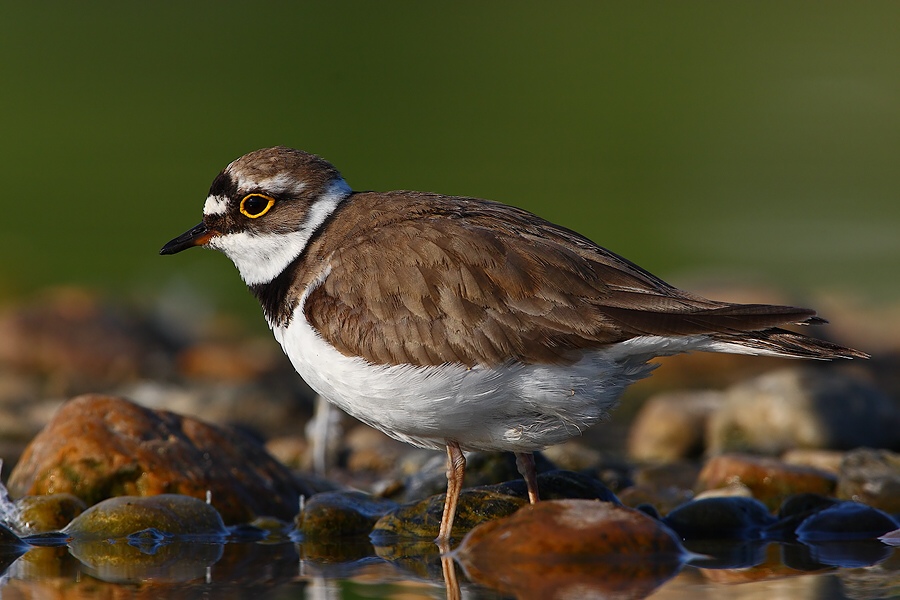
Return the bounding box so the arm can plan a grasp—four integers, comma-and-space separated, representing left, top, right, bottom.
239, 194, 275, 218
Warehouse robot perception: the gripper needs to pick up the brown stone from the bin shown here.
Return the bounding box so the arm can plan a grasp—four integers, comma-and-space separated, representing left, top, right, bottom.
627, 390, 724, 462
457, 500, 685, 600
697, 453, 836, 510
8, 394, 312, 523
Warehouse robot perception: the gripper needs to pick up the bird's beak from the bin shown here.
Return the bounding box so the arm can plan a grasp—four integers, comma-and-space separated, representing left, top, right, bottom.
159, 222, 215, 255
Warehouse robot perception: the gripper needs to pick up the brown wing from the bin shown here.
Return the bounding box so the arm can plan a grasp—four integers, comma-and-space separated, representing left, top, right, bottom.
303, 192, 857, 367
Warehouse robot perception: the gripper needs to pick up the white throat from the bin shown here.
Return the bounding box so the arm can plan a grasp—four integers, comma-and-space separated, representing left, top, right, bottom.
208, 177, 351, 286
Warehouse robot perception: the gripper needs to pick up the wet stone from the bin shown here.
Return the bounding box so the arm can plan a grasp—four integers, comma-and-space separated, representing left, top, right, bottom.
836, 448, 900, 514
14, 493, 87, 535
373, 470, 618, 541
662, 496, 776, 540
372, 488, 525, 541
457, 500, 686, 600
697, 453, 837, 511
706, 367, 900, 455
63, 494, 227, 540
295, 491, 399, 539
8, 394, 315, 523
794, 501, 898, 542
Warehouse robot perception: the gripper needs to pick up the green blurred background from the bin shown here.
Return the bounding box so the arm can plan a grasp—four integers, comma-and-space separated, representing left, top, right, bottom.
2, 2, 898, 322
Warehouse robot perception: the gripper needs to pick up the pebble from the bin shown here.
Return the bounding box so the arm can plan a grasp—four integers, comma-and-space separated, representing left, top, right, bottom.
63, 494, 227, 540
662, 496, 775, 540
7, 394, 318, 523
13, 493, 87, 535
794, 501, 898, 542
456, 500, 687, 600
372, 488, 526, 542
697, 453, 836, 510
295, 491, 398, 539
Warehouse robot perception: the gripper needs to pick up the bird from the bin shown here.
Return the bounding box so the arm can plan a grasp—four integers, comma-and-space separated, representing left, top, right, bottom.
160, 146, 866, 546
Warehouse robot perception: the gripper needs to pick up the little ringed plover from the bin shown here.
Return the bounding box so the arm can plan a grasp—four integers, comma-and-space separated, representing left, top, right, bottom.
161, 146, 866, 545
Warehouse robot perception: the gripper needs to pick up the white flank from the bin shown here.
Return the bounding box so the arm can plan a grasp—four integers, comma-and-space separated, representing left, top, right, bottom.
203, 194, 228, 216
271, 270, 655, 452
210, 177, 351, 286
273, 305, 805, 452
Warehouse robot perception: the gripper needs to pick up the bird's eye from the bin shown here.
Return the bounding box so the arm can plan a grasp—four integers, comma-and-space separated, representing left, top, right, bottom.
239, 194, 275, 218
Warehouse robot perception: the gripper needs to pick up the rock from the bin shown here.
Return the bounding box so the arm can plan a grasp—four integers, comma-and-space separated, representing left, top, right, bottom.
697, 453, 836, 510
8, 394, 316, 523
662, 496, 776, 540
627, 390, 724, 462
836, 448, 900, 514
373, 470, 618, 541
119, 379, 313, 441
456, 500, 686, 600
372, 489, 525, 542
794, 502, 898, 542
706, 367, 900, 455
295, 491, 398, 539
63, 494, 226, 540
14, 494, 87, 535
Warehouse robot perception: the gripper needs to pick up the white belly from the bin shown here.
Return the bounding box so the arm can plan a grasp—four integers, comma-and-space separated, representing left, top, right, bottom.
272, 308, 670, 452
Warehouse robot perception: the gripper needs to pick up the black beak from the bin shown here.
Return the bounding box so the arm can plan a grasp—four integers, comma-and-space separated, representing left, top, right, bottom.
160, 223, 214, 255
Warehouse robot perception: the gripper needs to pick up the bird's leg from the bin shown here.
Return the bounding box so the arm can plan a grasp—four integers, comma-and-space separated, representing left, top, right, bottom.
437, 440, 466, 549
515, 452, 540, 504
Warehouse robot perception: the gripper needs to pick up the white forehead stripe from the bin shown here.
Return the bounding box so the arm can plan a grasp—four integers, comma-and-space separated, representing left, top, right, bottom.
208, 176, 352, 286
203, 194, 228, 216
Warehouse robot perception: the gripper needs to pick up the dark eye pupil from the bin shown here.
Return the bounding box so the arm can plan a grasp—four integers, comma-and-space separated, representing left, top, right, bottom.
245, 197, 266, 214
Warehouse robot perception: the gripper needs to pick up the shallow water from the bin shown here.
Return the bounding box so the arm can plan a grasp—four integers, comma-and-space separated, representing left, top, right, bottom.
1, 536, 897, 599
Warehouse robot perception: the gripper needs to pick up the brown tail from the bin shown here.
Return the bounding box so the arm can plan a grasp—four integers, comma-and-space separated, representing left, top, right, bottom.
710, 328, 868, 360
600, 302, 868, 360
